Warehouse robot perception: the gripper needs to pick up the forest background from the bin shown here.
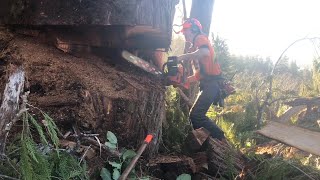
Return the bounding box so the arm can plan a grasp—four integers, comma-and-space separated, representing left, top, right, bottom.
162, 29, 320, 178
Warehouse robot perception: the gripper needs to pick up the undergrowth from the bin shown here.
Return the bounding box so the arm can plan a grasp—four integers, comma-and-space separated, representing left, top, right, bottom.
245, 153, 320, 180
161, 83, 320, 179
161, 86, 192, 153
0, 106, 88, 180
208, 100, 320, 179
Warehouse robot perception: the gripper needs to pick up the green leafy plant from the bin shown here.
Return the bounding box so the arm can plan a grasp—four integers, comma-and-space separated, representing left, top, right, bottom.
176, 174, 191, 180
19, 112, 53, 180
105, 131, 118, 150
162, 87, 192, 153
49, 152, 88, 180
0, 106, 89, 179
101, 131, 150, 180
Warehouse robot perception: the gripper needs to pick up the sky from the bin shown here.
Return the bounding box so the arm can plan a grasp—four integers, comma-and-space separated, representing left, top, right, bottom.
176, 0, 320, 67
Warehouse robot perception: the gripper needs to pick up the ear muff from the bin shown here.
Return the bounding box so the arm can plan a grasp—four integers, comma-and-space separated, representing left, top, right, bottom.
189, 19, 200, 33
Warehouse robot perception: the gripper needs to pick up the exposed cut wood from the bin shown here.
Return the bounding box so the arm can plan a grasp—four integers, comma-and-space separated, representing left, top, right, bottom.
257, 121, 320, 156
184, 128, 210, 153
191, 152, 208, 172
148, 155, 197, 174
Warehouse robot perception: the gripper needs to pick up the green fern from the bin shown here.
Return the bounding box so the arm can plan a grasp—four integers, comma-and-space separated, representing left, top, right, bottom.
41, 112, 60, 149
27, 112, 48, 145
20, 113, 51, 180
49, 152, 88, 180
1, 104, 89, 179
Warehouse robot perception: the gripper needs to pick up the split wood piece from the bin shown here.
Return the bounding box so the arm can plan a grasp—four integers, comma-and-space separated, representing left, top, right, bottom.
0, 66, 25, 154
148, 155, 197, 174
36, 93, 80, 107
257, 121, 320, 156
206, 138, 245, 177
191, 152, 208, 172
277, 105, 306, 123
184, 128, 210, 153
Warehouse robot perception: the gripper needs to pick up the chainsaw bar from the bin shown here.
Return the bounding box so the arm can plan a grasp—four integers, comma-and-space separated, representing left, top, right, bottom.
121, 50, 163, 76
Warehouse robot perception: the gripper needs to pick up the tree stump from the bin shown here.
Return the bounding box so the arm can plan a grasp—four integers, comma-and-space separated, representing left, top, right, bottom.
0, 28, 165, 156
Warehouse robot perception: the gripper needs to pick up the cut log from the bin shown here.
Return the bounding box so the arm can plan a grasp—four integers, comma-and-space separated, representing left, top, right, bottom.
0, 66, 25, 153
191, 152, 208, 172
206, 138, 245, 178
257, 121, 320, 156
278, 105, 307, 123
284, 97, 320, 106
148, 155, 197, 177
184, 128, 210, 153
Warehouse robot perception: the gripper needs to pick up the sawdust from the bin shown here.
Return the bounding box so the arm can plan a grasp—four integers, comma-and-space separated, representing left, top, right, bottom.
14, 35, 154, 100
1, 29, 165, 143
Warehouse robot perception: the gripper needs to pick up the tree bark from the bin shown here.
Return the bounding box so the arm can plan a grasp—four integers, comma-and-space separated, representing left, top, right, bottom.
0, 66, 25, 154
190, 0, 215, 36
0, 0, 179, 49
0, 28, 165, 157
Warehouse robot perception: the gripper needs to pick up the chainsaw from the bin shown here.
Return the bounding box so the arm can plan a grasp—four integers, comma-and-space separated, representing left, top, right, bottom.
121, 51, 190, 89
121, 50, 236, 97
162, 56, 190, 89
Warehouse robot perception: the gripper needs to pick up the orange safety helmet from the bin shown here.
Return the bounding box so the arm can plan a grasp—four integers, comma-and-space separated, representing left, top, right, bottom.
181, 18, 203, 34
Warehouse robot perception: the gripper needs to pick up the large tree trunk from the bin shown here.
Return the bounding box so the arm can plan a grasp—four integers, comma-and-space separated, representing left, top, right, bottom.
190, 0, 215, 36
0, 0, 179, 158
0, 0, 179, 49
0, 28, 167, 156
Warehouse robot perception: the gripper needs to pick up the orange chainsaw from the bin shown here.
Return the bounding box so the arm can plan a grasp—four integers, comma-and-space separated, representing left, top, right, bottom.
162, 56, 190, 89
121, 51, 191, 89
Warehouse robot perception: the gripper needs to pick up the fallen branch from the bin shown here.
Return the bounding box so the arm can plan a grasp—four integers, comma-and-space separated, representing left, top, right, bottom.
0, 66, 25, 156
177, 88, 193, 107
2, 92, 29, 155
83, 137, 121, 157
0, 174, 19, 180
288, 162, 316, 180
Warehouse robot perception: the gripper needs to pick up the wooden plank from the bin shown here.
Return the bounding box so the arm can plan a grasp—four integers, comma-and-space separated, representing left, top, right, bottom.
278, 105, 306, 123
257, 121, 320, 156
